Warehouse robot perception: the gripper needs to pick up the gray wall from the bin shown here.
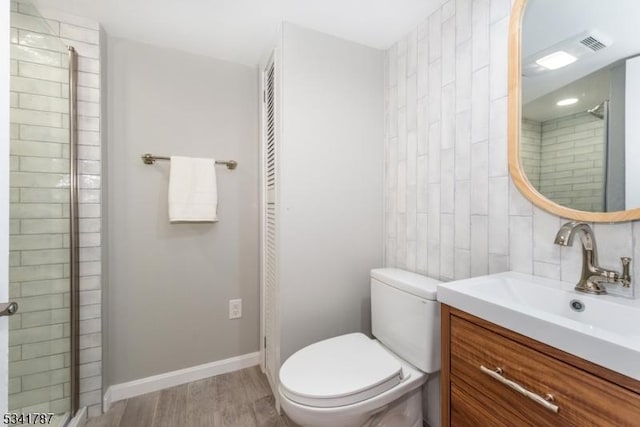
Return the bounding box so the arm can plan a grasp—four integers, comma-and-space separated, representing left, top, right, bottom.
279, 24, 385, 360
384, 0, 638, 299
106, 37, 259, 385
626, 57, 640, 208
607, 63, 625, 211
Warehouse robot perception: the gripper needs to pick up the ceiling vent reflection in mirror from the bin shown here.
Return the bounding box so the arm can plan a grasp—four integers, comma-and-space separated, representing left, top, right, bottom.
523, 31, 611, 77
580, 36, 607, 52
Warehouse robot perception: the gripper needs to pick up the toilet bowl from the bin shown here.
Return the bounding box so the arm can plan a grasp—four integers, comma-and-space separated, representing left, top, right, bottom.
279, 269, 441, 427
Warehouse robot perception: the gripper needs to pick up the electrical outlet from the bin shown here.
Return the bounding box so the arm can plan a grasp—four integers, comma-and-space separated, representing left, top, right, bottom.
229, 299, 242, 319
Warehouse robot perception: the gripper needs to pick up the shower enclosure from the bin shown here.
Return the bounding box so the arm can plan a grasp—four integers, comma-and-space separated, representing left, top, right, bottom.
8, 0, 79, 422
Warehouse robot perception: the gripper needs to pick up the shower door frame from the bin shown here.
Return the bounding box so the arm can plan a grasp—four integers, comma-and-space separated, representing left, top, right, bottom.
1, 0, 11, 412
68, 45, 80, 416
4, 3, 81, 415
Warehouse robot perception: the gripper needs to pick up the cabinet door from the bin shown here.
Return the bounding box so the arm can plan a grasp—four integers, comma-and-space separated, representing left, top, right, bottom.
450, 315, 640, 426
451, 381, 531, 427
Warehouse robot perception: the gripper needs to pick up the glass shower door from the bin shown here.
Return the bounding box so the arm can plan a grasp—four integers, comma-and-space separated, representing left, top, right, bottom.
8, 1, 75, 423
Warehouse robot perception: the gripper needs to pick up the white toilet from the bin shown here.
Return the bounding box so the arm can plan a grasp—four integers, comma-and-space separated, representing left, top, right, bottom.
279, 268, 441, 427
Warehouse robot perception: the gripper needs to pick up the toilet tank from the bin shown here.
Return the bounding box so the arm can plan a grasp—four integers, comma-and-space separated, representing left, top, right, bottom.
370, 268, 441, 374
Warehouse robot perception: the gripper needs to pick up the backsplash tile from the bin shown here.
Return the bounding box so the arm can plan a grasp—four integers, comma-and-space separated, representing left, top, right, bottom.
595, 222, 634, 298
509, 216, 533, 274
488, 176, 508, 254
384, 0, 638, 297
470, 215, 489, 276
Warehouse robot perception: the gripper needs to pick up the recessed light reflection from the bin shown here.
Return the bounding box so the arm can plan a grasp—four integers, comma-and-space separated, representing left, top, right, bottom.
557, 98, 579, 107
536, 51, 577, 70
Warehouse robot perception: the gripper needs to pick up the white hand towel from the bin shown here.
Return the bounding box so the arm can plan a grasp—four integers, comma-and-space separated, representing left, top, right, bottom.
169, 156, 218, 222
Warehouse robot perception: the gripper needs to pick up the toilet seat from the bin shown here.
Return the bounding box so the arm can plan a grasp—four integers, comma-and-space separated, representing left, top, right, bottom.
279, 333, 405, 408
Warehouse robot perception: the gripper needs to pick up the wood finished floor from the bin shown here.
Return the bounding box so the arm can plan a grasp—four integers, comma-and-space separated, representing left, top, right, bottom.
86, 366, 296, 427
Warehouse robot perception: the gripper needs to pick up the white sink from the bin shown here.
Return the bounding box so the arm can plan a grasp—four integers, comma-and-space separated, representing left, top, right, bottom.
437, 272, 640, 381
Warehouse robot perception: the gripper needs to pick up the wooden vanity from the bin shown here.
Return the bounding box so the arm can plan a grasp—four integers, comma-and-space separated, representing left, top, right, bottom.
441, 305, 640, 426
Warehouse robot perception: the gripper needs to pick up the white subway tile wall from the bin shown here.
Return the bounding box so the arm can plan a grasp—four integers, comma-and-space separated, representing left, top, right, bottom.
522, 112, 605, 212
521, 118, 541, 188
538, 112, 605, 212
384, 0, 637, 298
9, 2, 103, 417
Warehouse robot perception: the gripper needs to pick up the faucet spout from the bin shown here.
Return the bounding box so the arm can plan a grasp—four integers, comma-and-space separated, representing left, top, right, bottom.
554, 221, 595, 251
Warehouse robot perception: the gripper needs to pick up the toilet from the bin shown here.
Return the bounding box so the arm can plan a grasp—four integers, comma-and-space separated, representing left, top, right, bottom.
278, 268, 441, 427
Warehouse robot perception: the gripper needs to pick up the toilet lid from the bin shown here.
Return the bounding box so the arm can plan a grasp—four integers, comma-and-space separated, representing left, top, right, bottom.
279, 333, 404, 408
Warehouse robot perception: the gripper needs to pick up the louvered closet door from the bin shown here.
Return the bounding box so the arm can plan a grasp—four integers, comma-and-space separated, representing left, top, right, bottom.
263, 55, 278, 387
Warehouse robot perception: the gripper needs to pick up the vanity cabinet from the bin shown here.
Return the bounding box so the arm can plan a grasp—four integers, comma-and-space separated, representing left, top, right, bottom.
441, 305, 640, 426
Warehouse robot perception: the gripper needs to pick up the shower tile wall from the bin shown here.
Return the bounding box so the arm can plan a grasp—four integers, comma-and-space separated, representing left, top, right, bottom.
538, 112, 605, 212
521, 118, 541, 189
521, 113, 605, 212
384, 0, 639, 298
9, 2, 103, 417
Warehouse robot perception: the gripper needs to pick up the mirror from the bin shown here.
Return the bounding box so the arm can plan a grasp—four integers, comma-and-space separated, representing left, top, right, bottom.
509, 0, 640, 221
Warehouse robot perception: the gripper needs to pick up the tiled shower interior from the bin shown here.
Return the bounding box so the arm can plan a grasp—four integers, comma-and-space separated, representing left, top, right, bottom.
521, 112, 605, 212
10, 4, 71, 414
9, 0, 103, 417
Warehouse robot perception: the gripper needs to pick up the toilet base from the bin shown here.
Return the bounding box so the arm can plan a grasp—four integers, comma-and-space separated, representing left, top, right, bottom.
366, 387, 422, 427
282, 386, 423, 427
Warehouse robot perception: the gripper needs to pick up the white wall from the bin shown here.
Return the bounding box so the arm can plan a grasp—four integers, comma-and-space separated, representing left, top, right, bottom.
279, 23, 384, 360
1, 0, 10, 412
107, 38, 260, 385
384, 0, 638, 301
626, 56, 640, 209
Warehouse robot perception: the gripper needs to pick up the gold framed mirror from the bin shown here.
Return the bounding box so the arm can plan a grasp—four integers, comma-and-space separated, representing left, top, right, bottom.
508, 0, 640, 222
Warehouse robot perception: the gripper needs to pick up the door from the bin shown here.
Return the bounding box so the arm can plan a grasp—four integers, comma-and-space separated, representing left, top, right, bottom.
261, 51, 279, 393
5, 2, 75, 423
2, 0, 11, 413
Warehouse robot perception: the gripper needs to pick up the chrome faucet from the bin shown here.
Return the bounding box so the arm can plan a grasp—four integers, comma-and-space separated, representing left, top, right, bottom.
554, 221, 632, 294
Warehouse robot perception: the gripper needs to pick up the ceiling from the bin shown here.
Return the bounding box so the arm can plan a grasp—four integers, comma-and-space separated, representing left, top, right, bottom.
32, 0, 446, 66
522, 67, 610, 122
522, 0, 640, 103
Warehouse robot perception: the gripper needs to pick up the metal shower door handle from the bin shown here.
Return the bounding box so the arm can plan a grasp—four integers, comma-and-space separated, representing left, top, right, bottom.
0, 302, 18, 317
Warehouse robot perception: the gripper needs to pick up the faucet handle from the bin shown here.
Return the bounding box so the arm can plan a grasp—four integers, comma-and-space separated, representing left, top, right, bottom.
620, 257, 632, 288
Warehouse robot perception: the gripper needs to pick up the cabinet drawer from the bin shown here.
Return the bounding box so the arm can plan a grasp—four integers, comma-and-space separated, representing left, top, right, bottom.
450, 315, 640, 426
451, 380, 530, 427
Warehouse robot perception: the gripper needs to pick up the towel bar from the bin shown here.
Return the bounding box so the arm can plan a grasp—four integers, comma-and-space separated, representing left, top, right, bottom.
141, 153, 238, 170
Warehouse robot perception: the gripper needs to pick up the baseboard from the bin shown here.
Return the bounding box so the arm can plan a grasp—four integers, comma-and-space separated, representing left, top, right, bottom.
67, 406, 87, 427
103, 352, 260, 412
103, 388, 112, 414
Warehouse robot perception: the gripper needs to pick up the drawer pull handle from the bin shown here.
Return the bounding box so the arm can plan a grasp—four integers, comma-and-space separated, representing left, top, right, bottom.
480, 365, 559, 413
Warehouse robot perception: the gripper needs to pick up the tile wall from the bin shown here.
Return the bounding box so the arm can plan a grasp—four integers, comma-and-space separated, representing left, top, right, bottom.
537, 112, 605, 212
384, 0, 639, 298
521, 118, 541, 189
522, 112, 605, 212
9, 1, 103, 417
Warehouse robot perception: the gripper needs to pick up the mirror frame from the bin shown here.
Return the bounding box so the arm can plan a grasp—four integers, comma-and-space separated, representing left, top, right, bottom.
508, 0, 640, 222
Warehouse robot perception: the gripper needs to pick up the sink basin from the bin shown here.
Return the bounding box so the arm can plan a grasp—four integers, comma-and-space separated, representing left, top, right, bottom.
437, 272, 640, 381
